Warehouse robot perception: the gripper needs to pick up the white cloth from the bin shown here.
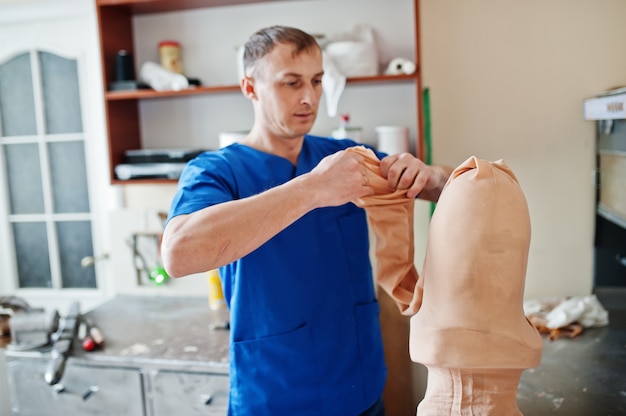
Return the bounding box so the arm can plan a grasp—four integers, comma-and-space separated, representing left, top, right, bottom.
321, 51, 346, 117
140, 61, 189, 92
544, 295, 609, 329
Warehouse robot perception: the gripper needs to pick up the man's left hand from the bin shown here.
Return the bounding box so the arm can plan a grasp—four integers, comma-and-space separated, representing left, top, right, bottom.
380, 153, 452, 201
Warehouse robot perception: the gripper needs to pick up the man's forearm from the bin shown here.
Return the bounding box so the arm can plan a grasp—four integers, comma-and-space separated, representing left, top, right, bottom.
161, 174, 318, 277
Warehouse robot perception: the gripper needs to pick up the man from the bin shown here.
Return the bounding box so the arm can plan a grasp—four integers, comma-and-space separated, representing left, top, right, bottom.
162, 25, 451, 415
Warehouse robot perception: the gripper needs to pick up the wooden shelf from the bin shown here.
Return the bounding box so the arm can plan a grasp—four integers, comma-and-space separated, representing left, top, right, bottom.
111, 177, 180, 185
97, 0, 423, 185
106, 84, 240, 100
347, 73, 417, 84
96, 0, 295, 15
105, 73, 418, 101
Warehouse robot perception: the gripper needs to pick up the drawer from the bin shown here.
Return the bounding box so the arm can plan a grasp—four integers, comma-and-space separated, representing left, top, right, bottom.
148, 370, 229, 416
7, 359, 144, 416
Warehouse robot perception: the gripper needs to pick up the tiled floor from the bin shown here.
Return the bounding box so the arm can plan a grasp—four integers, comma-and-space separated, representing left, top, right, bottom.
517, 289, 626, 415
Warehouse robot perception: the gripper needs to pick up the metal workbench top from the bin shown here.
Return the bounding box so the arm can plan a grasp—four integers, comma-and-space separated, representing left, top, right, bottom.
76, 295, 230, 372
2, 295, 232, 375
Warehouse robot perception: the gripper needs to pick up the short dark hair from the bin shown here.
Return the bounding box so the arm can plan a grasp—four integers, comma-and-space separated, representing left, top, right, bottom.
243, 25, 320, 76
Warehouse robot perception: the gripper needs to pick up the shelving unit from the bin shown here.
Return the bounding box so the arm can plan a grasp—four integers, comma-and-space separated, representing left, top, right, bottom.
96, 0, 423, 185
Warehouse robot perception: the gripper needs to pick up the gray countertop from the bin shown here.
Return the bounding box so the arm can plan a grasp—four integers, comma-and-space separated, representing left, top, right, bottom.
3, 295, 232, 374
79, 295, 231, 372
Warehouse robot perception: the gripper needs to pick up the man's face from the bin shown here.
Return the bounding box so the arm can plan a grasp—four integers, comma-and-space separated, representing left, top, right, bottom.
250, 43, 324, 139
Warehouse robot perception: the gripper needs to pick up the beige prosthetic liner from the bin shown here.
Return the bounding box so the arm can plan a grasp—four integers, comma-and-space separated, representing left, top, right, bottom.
349, 148, 542, 415
348, 146, 423, 315
410, 156, 542, 415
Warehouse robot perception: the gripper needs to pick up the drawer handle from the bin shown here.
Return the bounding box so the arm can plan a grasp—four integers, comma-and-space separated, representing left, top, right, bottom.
82, 386, 100, 401
203, 394, 213, 405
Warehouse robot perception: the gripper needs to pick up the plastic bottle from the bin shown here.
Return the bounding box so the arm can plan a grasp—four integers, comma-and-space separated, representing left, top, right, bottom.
207, 269, 226, 310
331, 113, 363, 143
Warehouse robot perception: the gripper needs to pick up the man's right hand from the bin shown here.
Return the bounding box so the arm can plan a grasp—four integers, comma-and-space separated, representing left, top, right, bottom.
305, 150, 375, 208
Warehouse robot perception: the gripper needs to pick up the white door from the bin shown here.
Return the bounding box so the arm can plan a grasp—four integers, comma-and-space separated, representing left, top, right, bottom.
0, 1, 111, 312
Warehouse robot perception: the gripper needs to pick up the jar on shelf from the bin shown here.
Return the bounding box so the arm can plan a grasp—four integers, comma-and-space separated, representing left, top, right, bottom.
158, 40, 183, 74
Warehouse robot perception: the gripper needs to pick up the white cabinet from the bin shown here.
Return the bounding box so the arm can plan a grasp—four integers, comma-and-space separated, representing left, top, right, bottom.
5, 357, 231, 416
4, 296, 231, 416
149, 370, 229, 416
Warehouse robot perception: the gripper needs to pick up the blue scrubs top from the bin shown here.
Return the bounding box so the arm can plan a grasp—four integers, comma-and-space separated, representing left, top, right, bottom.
168, 135, 387, 415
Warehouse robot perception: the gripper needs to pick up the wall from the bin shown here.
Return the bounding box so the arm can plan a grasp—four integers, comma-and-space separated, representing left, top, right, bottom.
420, 0, 626, 298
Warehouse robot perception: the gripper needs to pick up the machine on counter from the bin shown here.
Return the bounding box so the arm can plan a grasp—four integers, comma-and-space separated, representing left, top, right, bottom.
1, 297, 104, 386
114, 148, 205, 180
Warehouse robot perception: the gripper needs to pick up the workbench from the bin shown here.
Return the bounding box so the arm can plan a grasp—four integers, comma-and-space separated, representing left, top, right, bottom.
6, 292, 625, 415
4, 295, 230, 416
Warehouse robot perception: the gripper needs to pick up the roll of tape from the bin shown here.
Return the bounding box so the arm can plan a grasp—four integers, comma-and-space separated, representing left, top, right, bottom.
385, 58, 416, 76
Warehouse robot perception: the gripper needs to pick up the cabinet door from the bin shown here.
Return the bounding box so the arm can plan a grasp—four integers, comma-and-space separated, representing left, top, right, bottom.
7, 359, 144, 416
149, 370, 229, 416
0, 5, 110, 312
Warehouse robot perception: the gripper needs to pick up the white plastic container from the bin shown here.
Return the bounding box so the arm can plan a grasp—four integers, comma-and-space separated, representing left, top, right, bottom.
332, 126, 363, 143
375, 126, 409, 155
331, 113, 362, 142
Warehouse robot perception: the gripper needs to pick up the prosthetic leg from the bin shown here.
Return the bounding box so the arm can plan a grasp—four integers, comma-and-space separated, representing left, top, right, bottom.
410, 156, 542, 415
350, 149, 542, 415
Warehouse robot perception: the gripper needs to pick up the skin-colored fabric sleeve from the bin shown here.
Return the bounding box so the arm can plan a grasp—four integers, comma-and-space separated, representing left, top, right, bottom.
347, 146, 423, 316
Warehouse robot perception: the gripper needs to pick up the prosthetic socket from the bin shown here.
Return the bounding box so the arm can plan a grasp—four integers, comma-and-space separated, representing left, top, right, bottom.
348, 147, 543, 415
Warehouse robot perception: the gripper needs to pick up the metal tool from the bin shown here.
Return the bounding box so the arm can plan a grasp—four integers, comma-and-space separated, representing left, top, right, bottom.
45, 302, 80, 386
7, 309, 59, 351
4, 296, 58, 351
